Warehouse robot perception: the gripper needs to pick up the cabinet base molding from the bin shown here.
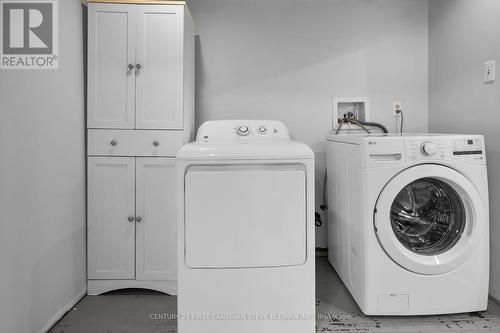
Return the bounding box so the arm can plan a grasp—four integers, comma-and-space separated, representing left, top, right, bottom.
87, 279, 177, 296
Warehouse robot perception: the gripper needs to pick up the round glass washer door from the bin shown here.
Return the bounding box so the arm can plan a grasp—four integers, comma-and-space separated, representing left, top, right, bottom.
391, 178, 465, 256
374, 164, 485, 275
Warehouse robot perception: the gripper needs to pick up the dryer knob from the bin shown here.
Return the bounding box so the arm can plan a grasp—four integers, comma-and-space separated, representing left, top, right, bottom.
421, 142, 437, 156
237, 125, 250, 136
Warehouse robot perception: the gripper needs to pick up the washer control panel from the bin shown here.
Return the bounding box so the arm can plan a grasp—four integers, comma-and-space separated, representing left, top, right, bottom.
407, 139, 448, 161
363, 135, 486, 167
406, 136, 485, 162
452, 138, 484, 156
421, 141, 437, 156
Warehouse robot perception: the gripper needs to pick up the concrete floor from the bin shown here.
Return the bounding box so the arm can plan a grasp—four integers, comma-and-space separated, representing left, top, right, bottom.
49, 258, 500, 333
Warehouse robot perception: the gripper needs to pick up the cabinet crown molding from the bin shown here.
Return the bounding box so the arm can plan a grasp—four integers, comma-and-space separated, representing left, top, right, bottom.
84, 0, 186, 5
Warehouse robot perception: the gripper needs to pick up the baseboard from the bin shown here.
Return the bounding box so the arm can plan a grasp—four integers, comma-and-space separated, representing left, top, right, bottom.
490, 295, 500, 305
316, 247, 328, 257
39, 287, 87, 333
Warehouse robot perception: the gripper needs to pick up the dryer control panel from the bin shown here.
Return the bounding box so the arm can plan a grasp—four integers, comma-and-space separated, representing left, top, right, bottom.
234, 124, 273, 137
196, 120, 291, 143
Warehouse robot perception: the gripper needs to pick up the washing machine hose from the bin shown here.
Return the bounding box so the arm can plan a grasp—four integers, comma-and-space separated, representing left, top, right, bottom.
356, 120, 389, 133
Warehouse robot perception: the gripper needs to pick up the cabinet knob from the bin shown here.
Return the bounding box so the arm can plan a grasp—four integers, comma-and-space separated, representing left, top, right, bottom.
128, 64, 134, 70
110, 140, 117, 146
135, 64, 142, 70
128, 216, 134, 222
153, 141, 159, 147
135, 216, 142, 223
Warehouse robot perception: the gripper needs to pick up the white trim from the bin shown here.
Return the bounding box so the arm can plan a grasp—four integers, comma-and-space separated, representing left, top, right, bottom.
87, 279, 177, 295
39, 288, 86, 333
490, 295, 500, 305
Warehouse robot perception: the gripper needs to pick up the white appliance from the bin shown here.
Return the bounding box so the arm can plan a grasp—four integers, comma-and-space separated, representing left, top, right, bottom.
326, 133, 489, 315
177, 120, 315, 333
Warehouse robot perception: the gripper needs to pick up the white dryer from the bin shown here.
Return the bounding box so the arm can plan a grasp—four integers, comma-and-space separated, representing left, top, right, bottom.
326, 133, 489, 315
177, 120, 315, 333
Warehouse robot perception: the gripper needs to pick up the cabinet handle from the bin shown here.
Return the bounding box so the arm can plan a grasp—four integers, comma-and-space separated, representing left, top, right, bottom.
128, 64, 134, 71
110, 140, 117, 146
153, 141, 159, 147
128, 216, 134, 222
135, 64, 142, 71
135, 216, 142, 223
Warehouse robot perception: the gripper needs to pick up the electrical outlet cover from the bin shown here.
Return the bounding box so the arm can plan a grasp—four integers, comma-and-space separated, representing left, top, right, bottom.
484, 60, 496, 83
393, 101, 402, 115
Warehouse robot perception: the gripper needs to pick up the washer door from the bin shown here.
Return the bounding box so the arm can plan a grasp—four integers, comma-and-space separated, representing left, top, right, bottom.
374, 164, 484, 275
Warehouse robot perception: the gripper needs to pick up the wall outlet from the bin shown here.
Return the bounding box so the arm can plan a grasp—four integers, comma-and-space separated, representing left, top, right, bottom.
393, 101, 402, 115
484, 60, 496, 83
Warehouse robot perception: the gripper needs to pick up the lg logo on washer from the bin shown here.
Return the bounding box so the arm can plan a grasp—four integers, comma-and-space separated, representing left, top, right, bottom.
1, 0, 58, 69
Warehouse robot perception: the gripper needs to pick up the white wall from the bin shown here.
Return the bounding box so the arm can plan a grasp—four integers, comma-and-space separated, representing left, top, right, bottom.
189, 0, 429, 246
0, 0, 87, 332
429, 0, 500, 300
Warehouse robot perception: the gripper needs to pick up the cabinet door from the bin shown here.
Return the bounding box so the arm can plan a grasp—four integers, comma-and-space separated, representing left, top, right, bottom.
88, 157, 136, 279
135, 6, 183, 129
88, 4, 136, 129
135, 158, 177, 280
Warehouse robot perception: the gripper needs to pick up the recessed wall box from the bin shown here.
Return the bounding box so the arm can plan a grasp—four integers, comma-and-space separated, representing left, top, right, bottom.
333, 97, 370, 132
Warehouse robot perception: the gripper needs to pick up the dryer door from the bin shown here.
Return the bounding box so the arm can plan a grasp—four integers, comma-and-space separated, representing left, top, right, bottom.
184, 164, 307, 269
374, 164, 485, 275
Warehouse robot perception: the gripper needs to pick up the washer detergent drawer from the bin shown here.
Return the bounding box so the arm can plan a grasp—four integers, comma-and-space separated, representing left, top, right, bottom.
184, 165, 307, 268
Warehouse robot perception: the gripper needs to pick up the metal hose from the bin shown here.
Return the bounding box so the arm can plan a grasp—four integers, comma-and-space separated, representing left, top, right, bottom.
350, 119, 371, 134
335, 120, 344, 135
356, 120, 388, 133
321, 169, 328, 211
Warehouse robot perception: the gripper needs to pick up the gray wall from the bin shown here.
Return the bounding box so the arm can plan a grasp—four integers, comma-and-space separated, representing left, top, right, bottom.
189, 0, 429, 247
0, 0, 86, 331
429, 0, 500, 299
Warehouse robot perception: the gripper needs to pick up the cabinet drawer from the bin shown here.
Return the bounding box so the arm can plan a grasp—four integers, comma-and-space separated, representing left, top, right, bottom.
88, 130, 184, 157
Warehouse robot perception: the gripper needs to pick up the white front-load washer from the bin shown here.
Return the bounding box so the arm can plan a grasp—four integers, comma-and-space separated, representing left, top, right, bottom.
326, 133, 489, 315
177, 120, 315, 333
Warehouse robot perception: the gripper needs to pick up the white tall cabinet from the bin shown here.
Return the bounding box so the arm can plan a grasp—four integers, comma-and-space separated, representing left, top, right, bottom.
86, 0, 194, 295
